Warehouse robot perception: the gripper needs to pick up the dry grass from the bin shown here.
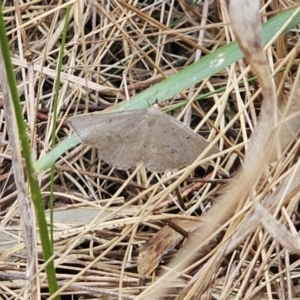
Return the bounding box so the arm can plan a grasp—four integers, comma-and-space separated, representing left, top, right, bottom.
1, 0, 300, 299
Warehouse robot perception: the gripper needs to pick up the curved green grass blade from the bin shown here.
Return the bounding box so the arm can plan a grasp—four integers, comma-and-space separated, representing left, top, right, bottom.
34, 7, 300, 171
113, 7, 300, 111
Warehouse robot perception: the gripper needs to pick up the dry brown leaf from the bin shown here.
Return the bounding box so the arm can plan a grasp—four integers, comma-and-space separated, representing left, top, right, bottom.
137, 218, 203, 276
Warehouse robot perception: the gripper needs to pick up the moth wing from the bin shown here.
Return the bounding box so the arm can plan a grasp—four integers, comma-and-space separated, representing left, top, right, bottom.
69, 108, 219, 172
69, 110, 148, 169
145, 109, 218, 172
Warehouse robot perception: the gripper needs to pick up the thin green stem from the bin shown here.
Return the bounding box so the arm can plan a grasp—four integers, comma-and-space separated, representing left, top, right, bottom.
49, 5, 71, 248
0, 3, 60, 298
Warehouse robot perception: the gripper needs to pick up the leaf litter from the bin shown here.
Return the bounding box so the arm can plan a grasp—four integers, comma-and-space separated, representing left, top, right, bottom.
1, 1, 300, 300
137, 2, 300, 299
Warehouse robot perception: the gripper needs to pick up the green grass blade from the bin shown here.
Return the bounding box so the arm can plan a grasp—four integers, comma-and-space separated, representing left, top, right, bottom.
0, 3, 60, 299
49, 5, 71, 247
34, 7, 300, 171
113, 7, 300, 111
